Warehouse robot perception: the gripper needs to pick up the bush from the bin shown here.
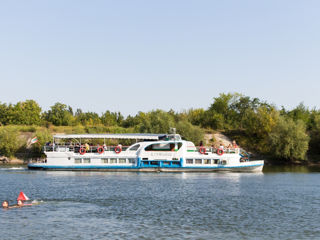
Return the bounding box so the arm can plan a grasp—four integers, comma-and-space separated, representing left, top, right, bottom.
268, 117, 309, 161
0, 127, 22, 157
176, 121, 204, 144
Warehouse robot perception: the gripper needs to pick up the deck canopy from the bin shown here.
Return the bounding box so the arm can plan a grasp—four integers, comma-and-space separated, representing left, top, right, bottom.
53, 133, 167, 140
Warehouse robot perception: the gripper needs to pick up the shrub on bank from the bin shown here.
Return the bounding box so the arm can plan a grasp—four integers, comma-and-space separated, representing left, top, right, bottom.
269, 117, 309, 161
0, 127, 22, 157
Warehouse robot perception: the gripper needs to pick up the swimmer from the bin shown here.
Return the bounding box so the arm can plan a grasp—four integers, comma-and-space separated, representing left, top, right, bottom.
2, 200, 20, 209
2, 200, 9, 209
17, 200, 24, 207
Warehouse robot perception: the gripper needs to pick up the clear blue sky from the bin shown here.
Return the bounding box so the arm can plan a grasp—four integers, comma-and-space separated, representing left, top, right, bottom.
0, 0, 319, 115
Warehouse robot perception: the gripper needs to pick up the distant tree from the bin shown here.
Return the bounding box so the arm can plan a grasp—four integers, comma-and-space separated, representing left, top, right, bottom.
136, 110, 175, 133
186, 108, 205, 126
243, 105, 279, 139
0, 103, 8, 125
269, 117, 309, 161
286, 103, 310, 127
43, 103, 74, 126
101, 111, 123, 126
309, 111, 320, 153
12, 100, 42, 125
122, 115, 140, 128
176, 121, 204, 144
0, 100, 41, 125
76, 111, 101, 125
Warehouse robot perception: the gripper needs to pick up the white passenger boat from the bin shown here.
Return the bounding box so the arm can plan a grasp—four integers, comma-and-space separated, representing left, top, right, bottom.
28, 133, 264, 172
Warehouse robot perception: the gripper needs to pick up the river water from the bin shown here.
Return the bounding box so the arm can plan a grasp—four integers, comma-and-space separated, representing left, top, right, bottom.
0, 166, 319, 240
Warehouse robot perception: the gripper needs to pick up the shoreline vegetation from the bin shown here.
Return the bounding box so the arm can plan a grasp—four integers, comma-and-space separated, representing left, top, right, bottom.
0, 92, 319, 165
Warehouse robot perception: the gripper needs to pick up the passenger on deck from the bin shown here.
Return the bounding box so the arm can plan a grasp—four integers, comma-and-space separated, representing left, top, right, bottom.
219, 143, 224, 150
232, 140, 238, 148
85, 143, 90, 151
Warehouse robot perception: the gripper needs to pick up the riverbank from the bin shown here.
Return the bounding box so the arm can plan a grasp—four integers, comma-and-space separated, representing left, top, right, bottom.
0, 157, 24, 164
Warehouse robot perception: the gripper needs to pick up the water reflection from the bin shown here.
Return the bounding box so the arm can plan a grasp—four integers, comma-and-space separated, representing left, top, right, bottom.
263, 165, 320, 173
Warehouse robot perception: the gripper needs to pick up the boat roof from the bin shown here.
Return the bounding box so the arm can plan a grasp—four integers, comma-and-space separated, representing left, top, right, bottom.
53, 133, 167, 140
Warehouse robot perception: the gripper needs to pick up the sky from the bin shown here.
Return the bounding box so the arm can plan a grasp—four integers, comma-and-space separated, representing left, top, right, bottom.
0, 0, 319, 115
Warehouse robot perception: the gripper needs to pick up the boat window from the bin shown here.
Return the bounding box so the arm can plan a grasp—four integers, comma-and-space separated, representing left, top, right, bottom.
195, 159, 202, 164
128, 158, 135, 163
110, 158, 117, 164
101, 158, 108, 164
186, 159, 193, 164
213, 159, 219, 164
221, 160, 227, 165
75, 158, 82, 164
204, 159, 210, 164
119, 158, 126, 164
83, 158, 91, 164
145, 142, 182, 151
128, 144, 140, 151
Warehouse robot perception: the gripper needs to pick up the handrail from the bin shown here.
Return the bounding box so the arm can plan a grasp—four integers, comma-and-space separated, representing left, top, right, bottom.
187, 146, 240, 154
43, 145, 131, 153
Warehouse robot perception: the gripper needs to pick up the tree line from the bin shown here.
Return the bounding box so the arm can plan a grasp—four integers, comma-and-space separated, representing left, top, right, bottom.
0, 93, 319, 163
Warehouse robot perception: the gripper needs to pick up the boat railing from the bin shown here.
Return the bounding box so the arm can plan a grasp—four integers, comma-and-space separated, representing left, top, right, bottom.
188, 146, 241, 154
43, 145, 130, 153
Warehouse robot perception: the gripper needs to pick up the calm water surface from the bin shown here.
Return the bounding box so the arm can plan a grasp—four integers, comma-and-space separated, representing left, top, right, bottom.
0, 166, 320, 240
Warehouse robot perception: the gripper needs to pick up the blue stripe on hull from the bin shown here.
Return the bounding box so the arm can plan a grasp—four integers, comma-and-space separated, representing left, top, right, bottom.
28, 164, 263, 170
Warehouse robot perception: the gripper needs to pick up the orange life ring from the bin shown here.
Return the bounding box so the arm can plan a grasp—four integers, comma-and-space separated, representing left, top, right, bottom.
115, 146, 122, 154
79, 147, 86, 155
217, 149, 224, 156
199, 147, 206, 154
97, 146, 104, 154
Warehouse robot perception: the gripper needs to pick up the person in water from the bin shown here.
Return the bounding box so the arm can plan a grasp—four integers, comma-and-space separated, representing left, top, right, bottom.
2, 200, 22, 209
17, 200, 24, 207
2, 200, 9, 209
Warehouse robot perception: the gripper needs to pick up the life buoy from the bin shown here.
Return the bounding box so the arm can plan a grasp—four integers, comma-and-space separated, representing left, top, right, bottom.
97, 146, 104, 154
79, 147, 86, 155
217, 149, 224, 156
199, 147, 206, 154
115, 146, 122, 154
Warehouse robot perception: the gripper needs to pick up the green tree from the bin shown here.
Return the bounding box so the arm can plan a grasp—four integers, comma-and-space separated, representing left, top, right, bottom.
0, 103, 8, 125
269, 117, 309, 161
136, 110, 175, 133
101, 111, 123, 126
176, 121, 204, 144
43, 103, 74, 126
309, 111, 320, 153
286, 103, 310, 126
76, 111, 101, 125
186, 108, 205, 126
11, 100, 42, 125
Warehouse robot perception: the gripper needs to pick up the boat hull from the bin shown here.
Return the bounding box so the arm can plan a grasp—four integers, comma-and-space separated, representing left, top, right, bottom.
28, 161, 264, 172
